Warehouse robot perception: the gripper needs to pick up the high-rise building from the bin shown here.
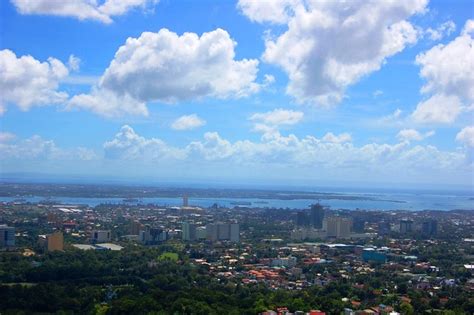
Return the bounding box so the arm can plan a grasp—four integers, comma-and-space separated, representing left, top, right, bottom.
129, 220, 143, 235
47, 231, 64, 251
378, 221, 391, 235
206, 223, 239, 242
0, 225, 15, 248
352, 218, 365, 233
324, 217, 352, 239
399, 219, 413, 234
296, 211, 309, 227
183, 195, 189, 207
422, 219, 438, 236
182, 222, 196, 241
310, 203, 325, 229
230, 223, 240, 242
91, 230, 111, 243
206, 223, 218, 241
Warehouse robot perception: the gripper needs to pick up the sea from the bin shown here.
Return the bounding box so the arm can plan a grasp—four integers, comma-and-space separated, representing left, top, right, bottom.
0, 188, 473, 211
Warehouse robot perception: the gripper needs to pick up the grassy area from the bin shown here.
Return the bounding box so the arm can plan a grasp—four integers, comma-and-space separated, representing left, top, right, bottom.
159, 252, 179, 262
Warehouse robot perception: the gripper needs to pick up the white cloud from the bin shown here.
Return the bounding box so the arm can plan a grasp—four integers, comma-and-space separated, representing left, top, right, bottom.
0, 49, 69, 111
70, 28, 260, 117
100, 125, 469, 182
103, 125, 185, 160
237, 0, 300, 24
412, 94, 463, 124
0, 135, 97, 160
239, 0, 427, 106
0, 132, 16, 142
68, 87, 148, 117
68, 54, 81, 71
171, 114, 206, 131
456, 126, 474, 148
412, 20, 474, 124
11, 0, 158, 24
250, 108, 303, 126
397, 129, 435, 142
322, 132, 352, 144
425, 20, 456, 41
249, 109, 304, 140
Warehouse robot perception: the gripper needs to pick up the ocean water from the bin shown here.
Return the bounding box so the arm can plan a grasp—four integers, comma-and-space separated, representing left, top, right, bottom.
0, 190, 472, 211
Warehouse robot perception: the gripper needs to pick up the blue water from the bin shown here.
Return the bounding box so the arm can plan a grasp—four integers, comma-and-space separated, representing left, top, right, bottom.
1, 191, 473, 211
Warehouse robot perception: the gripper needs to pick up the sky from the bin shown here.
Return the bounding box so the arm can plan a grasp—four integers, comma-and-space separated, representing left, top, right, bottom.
0, 0, 473, 189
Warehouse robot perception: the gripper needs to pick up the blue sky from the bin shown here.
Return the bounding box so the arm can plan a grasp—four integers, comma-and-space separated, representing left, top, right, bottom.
0, 0, 473, 189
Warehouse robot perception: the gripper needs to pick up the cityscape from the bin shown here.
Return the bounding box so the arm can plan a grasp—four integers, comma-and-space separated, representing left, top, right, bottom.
1, 0, 473, 314
0, 183, 473, 314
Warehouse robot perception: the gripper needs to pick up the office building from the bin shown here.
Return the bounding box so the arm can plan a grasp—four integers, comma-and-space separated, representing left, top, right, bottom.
399, 219, 413, 234
47, 231, 64, 251
129, 220, 143, 235
182, 222, 196, 241
183, 195, 189, 207
140, 226, 166, 245
362, 248, 388, 263
352, 218, 365, 233
0, 225, 15, 248
91, 230, 111, 243
310, 203, 325, 229
325, 217, 352, 239
206, 223, 240, 242
296, 211, 309, 227
196, 226, 207, 240
230, 223, 240, 242
422, 219, 438, 236
378, 221, 391, 235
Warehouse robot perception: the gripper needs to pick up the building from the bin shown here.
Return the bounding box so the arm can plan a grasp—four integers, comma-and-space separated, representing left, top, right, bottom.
422, 219, 438, 236
140, 226, 167, 245
310, 203, 325, 229
399, 219, 413, 234
47, 231, 64, 251
196, 226, 207, 240
362, 248, 388, 263
230, 223, 240, 242
271, 256, 297, 268
352, 218, 365, 233
0, 224, 15, 249
206, 223, 240, 242
325, 217, 352, 239
183, 195, 189, 207
296, 211, 309, 227
91, 230, 111, 243
129, 220, 143, 235
182, 222, 196, 241
378, 221, 391, 235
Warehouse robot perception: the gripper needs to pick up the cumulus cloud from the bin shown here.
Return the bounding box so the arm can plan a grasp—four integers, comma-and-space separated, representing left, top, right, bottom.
250, 108, 303, 126
425, 20, 456, 41
171, 114, 206, 131
249, 108, 304, 140
412, 94, 463, 124
0, 135, 97, 160
103, 125, 185, 160
397, 129, 435, 142
239, 0, 427, 106
101, 125, 468, 178
456, 126, 474, 148
67, 54, 81, 71
69, 28, 260, 117
0, 49, 69, 111
11, 0, 158, 24
322, 132, 352, 144
412, 20, 474, 124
